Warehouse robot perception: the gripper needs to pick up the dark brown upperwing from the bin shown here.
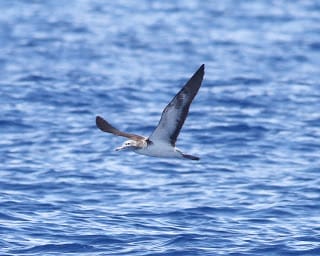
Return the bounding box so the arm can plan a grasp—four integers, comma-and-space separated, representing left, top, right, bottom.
96, 116, 145, 141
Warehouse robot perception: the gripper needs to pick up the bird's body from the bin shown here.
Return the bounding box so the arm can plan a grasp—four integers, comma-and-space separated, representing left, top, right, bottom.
96, 64, 205, 160
136, 140, 184, 159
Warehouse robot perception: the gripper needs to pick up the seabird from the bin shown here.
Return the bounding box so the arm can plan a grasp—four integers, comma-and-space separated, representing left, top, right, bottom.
96, 64, 204, 160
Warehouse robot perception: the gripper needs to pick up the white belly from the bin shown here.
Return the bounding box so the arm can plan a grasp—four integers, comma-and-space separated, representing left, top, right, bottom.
135, 143, 182, 158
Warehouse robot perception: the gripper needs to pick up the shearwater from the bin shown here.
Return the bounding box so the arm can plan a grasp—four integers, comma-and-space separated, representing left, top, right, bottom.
96, 64, 204, 160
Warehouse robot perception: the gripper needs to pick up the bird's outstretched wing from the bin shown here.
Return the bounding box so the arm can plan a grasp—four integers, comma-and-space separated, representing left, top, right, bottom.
148, 64, 204, 146
96, 116, 145, 141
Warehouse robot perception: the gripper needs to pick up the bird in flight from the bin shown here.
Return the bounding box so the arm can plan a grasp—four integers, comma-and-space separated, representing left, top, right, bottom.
96, 64, 204, 160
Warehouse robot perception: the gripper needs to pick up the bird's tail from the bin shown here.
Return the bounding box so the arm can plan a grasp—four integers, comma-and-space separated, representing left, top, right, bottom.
182, 153, 200, 160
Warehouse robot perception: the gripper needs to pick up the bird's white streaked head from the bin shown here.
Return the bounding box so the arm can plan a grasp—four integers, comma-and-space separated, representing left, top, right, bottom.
115, 140, 139, 151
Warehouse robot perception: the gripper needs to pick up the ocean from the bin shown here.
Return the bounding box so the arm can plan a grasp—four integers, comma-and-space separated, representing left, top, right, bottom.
1, 1, 319, 255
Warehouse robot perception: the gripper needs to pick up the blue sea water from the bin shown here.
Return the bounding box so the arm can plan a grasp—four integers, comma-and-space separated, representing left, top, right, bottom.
1, 0, 320, 255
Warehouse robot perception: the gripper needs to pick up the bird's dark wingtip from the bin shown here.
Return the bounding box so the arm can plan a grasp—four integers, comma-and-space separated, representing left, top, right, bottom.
195, 64, 205, 76
96, 115, 110, 132
96, 115, 103, 127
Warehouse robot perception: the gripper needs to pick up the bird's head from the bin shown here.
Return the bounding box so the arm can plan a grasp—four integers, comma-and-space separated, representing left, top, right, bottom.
115, 140, 139, 151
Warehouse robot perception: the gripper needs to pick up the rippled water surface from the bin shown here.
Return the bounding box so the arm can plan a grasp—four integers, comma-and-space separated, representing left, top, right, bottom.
1, 1, 320, 255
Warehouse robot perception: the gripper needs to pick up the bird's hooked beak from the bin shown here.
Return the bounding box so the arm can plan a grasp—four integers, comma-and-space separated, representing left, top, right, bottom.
115, 145, 125, 151
115, 145, 131, 151
115, 140, 138, 151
